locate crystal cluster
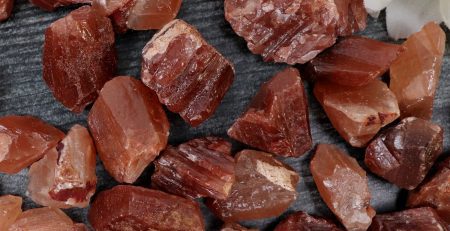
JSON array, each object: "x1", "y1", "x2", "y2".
[
  {"x1": 0, "y1": 0, "x2": 13, "y2": 21},
  {"x1": 0, "y1": 195, "x2": 22, "y2": 231},
  {"x1": 29, "y1": 0, "x2": 91, "y2": 11},
  {"x1": 274, "y1": 211, "x2": 343, "y2": 231}
]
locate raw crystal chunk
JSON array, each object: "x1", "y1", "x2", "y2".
[
  {"x1": 334, "y1": 0, "x2": 367, "y2": 36},
  {"x1": 365, "y1": 117, "x2": 443, "y2": 190},
  {"x1": 228, "y1": 68, "x2": 312, "y2": 157},
  {"x1": 88, "y1": 185, "x2": 204, "y2": 231},
  {"x1": 43, "y1": 6, "x2": 116, "y2": 113},
  {"x1": 274, "y1": 211, "x2": 343, "y2": 231},
  {"x1": 308, "y1": 36, "x2": 402, "y2": 87},
  {"x1": 0, "y1": 0, "x2": 13, "y2": 22},
  {"x1": 390, "y1": 22, "x2": 446, "y2": 120},
  {"x1": 29, "y1": 0, "x2": 90, "y2": 11},
  {"x1": 152, "y1": 137, "x2": 235, "y2": 200},
  {"x1": 311, "y1": 144, "x2": 375, "y2": 231},
  {"x1": 368, "y1": 207, "x2": 447, "y2": 231},
  {"x1": 88, "y1": 76, "x2": 169, "y2": 183},
  {"x1": 221, "y1": 223, "x2": 257, "y2": 231},
  {"x1": 0, "y1": 115, "x2": 64, "y2": 174},
  {"x1": 207, "y1": 150, "x2": 299, "y2": 222},
  {"x1": 28, "y1": 125, "x2": 97, "y2": 208},
  {"x1": 0, "y1": 195, "x2": 22, "y2": 231},
  {"x1": 314, "y1": 79, "x2": 400, "y2": 147},
  {"x1": 141, "y1": 19, "x2": 235, "y2": 126}
]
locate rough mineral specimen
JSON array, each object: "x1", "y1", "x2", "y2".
[
  {"x1": 308, "y1": 36, "x2": 402, "y2": 87},
  {"x1": 88, "y1": 76, "x2": 169, "y2": 183},
  {"x1": 88, "y1": 185, "x2": 204, "y2": 231},
  {"x1": 0, "y1": 195, "x2": 22, "y2": 231},
  {"x1": 368, "y1": 207, "x2": 448, "y2": 231},
  {"x1": 207, "y1": 150, "x2": 299, "y2": 222},
  {"x1": 28, "y1": 125, "x2": 97, "y2": 208},
  {"x1": 224, "y1": 0, "x2": 366, "y2": 64},
  {"x1": 228, "y1": 67, "x2": 312, "y2": 157},
  {"x1": 274, "y1": 211, "x2": 343, "y2": 231},
  {"x1": 43, "y1": 6, "x2": 116, "y2": 113},
  {"x1": 221, "y1": 223, "x2": 257, "y2": 231},
  {"x1": 390, "y1": 22, "x2": 446, "y2": 120},
  {"x1": 29, "y1": 0, "x2": 91, "y2": 11},
  {"x1": 0, "y1": 0, "x2": 13, "y2": 22},
  {"x1": 365, "y1": 117, "x2": 443, "y2": 190},
  {"x1": 141, "y1": 19, "x2": 235, "y2": 126},
  {"x1": 314, "y1": 79, "x2": 400, "y2": 147},
  {"x1": 311, "y1": 144, "x2": 375, "y2": 231},
  {"x1": 152, "y1": 137, "x2": 235, "y2": 200},
  {"x1": 0, "y1": 115, "x2": 65, "y2": 174}
]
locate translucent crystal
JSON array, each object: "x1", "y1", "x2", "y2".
[
  {"x1": 274, "y1": 211, "x2": 343, "y2": 231},
  {"x1": 0, "y1": 195, "x2": 22, "y2": 231},
  {"x1": 0, "y1": 0, "x2": 13, "y2": 21}
]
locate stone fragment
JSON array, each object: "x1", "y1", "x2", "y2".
[
  {"x1": 0, "y1": 115, "x2": 65, "y2": 174},
  {"x1": 0, "y1": 0, "x2": 13, "y2": 22},
  {"x1": 141, "y1": 19, "x2": 235, "y2": 126},
  {"x1": 88, "y1": 185, "x2": 204, "y2": 231},
  {"x1": 0, "y1": 195, "x2": 22, "y2": 231},
  {"x1": 314, "y1": 79, "x2": 400, "y2": 147},
  {"x1": 365, "y1": 117, "x2": 443, "y2": 190},
  {"x1": 88, "y1": 76, "x2": 169, "y2": 183},
  {"x1": 43, "y1": 6, "x2": 116, "y2": 113},
  {"x1": 28, "y1": 125, "x2": 97, "y2": 208},
  {"x1": 308, "y1": 36, "x2": 402, "y2": 87},
  {"x1": 311, "y1": 144, "x2": 375, "y2": 231},
  {"x1": 228, "y1": 68, "x2": 311, "y2": 157},
  {"x1": 368, "y1": 207, "x2": 448, "y2": 231},
  {"x1": 207, "y1": 150, "x2": 299, "y2": 222},
  {"x1": 390, "y1": 22, "x2": 446, "y2": 120},
  {"x1": 221, "y1": 223, "x2": 257, "y2": 231},
  {"x1": 152, "y1": 137, "x2": 235, "y2": 200},
  {"x1": 334, "y1": 0, "x2": 367, "y2": 36},
  {"x1": 274, "y1": 211, "x2": 343, "y2": 231},
  {"x1": 29, "y1": 0, "x2": 90, "y2": 11}
]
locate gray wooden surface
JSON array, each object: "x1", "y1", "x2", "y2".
[{"x1": 0, "y1": 1, "x2": 449, "y2": 230}]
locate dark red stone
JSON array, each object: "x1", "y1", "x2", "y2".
[
  {"x1": 0, "y1": 0, "x2": 13, "y2": 21},
  {"x1": 334, "y1": 0, "x2": 367, "y2": 36},
  {"x1": 29, "y1": 0, "x2": 90, "y2": 11},
  {"x1": 274, "y1": 211, "x2": 343, "y2": 231},
  {"x1": 221, "y1": 223, "x2": 257, "y2": 231}
]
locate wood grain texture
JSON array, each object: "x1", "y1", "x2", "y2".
[{"x1": 0, "y1": 1, "x2": 449, "y2": 230}]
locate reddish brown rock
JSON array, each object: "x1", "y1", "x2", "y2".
[
  {"x1": 30, "y1": 0, "x2": 90, "y2": 11},
  {"x1": 0, "y1": 0, "x2": 13, "y2": 22},
  {"x1": 152, "y1": 137, "x2": 235, "y2": 200},
  {"x1": 43, "y1": 6, "x2": 116, "y2": 113},
  {"x1": 311, "y1": 144, "x2": 375, "y2": 231},
  {"x1": 368, "y1": 207, "x2": 448, "y2": 231},
  {"x1": 314, "y1": 79, "x2": 400, "y2": 147},
  {"x1": 365, "y1": 117, "x2": 443, "y2": 190},
  {"x1": 308, "y1": 36, "x2": 402, "y2": 87},
  {"x1": 334, "y1": 0, "x2": 367, "y2": 36},
  {"x1": 221, "y1": 223, "x2": 257, "y2": 231},
  {"x1": 88, "y1": 76, "x2": 169, "y2": 183},
  {"x1": 228, "y1": 68, "x2": 311, "y2": 157},
  {"x1": 88, "y1": 185, "x2": 204, "y2": 231},
  {"x1": 0, "y1": 115, "x2": 65, "y2": 174},
  {"x1": 274, "y1": 211, "x2": 343, "y2": 231},
  {"x1": 207, "y1": 150, "x2": 299, "y2": 222},
  {"x1": 0, "y1": 195, "x2": 22, "y2": 230},
  {"x1": 141, "y1": 19, "x2": 235, "y2": 126},
  {"x1": 28, "y1": 125, "x2": 97, "y2": 208},
  {"x1": 390, "y1": 22, "x2": 446, "y2": 120}
]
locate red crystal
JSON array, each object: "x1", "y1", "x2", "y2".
[
  {"x1": 221, "y1": 223, "x2": 257, "y2": 231},
  {"x1": 0, "y1": 195, "x2": 22, "y2": 230},
  {"x1": 274, "y1": 211, "x2": 343, "y2": 231},
  {"x1": 141, "y1": 19, "x2": 235, "y2": 126},
  {"x1": 29, "y1": 0, "x2": 91, "y2": 11},
  {"x1": 228, "y1": 67, "x2": 312, "y2": 157},
  {"x1": 0, "y1": 0, "x2": 13, "y2": 22},
  {"x1": 334, "y1": 0, "x2": 367, "y2": 36},
  {"x1": 0, "y1": 115, "x2": 64, "y2": 174},
  {"x1": 43, "y1": 6, "x2": 116, "y2": 113}
]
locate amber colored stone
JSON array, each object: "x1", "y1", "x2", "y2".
[
  {"x1": 390, "y1": 22, "x2": 446, "y2": 120},
  {"x1": 365, "y1": 117, "x2": 443, "y2": 190},
  {"x1": 0, "y1": 115, "x2": 65, "y2": 174},
  {"x1": 92, "y1": 0, "x2": 136, "y2": 33},
  {"x1": 334, "y1": 0, "x2": 367, "y2": 36},
  {"x1": 207, "y1": 150, "x2": 299, "y2": 222},
  {"x1": 0, "y1": 0, "x2": 13, "y2": 22},
  {"x1": 29, "y1": 0, "x2": 90, "y2": 11},
  {"x1": 274, "y1": 211, "x2": 343, "y2": 231},
  {"x1": 28, "y1": 125, "x2": 97, "y2": 208},
  {"x1": 88, "y1": 76, "x2": 169, "y2": 183},
  {"x1": 228, "y1": 68, "x2": 311, "y2": 157},
  {"x1": 0, "y1": 195, "x2": 22, "y2": 230},
  {"x1": 43, "y1": 6, "x2": 116, "y2": 113},
  {"x1": 152, "y1": 137, "x2": 235, "y2": 200},
  {"x1": 311, "y1": 144, "x2": 375, "y2": 231},
  {"x1": 314, "y1": 79, "x2": 400, "y2": 147},
  {"x1": 141, "y1": 19, "x2": 235, "y2": 126},
  {"x1": 368, "y1": 207, "x2": 447, "y2": 231},
  {"x1": 221, "y1": 223, "x2": 258, "y2": 231},
  {"x1": 308, "y1": 36, "x2": 402, "y2": 87},
  {"x1": 88, "y1": 185, "x2": 204, "y2": 231}
]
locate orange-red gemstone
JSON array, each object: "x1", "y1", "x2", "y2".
[
  {"x1": 274, "y1": 211, "x2": 343, "y2": 231},
  {"x1": 29, "y1": 0, "x2": 91, "y2": 11},
  {"x1": 0, "y1": 0, "x2": 13, "y2": 21},
  {"x1": 0, "y1": 195, "x2": 22, "y2": 230}
]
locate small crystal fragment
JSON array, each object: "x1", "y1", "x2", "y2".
[
  {"x1": 221, "y1": 223, "x2": 257, "y2": 231},
  {"x1": 141, "y1": 19, "x2": 235, "y2": 126},
  {"x1": 368, "y1": 207, "x2": 447, "y2": 231},
  {"x1": 314, "y1": 79, "x2": 400, "y2": 147},
  {"x1": 152, "y1": 137, "x2": 235, "y2": 200},
  {"x1": 88, "y1": 76, "x2": 169, "y2": 183},
  {"x1": 0, "y1": 195, "x2": 22, "y2": 231},
  {"x1": 88, "y1": 185, "x2": 204, "y2": 231},
  {"x1": 28, "y1": 125, "x2": 97, "y2": 208},
  {"x1": 334, "y1": 0, "x2": 367, "y2": 36},
  {"x1": 308, "y1": 36, "x2": 402, "y2": 87},
  {"x1": 207, "y1": 150, "x2": 299, "y2": 222},
  {"x1": 274, "y1": 211, "x2": 343, "y2": 231},
  {"x1": 0, "y1": 115, "x2": 65, "y2": 174},
  {"x1": 390, "y1": 22, "x2": 446, "y2": 120},
  {"x1": 365, "y1": 117, "x2": 443, "y2": 190},
  {"x1": 311, "y1": 144, "x2": 375, "y2": 231},
  {"x1": 0, "y1": 0, "x2": 13, "y2": 22},
  {"x1": 29, "y1": 0, "x2": 91, "y2": 11},
  {"x1": 43, "y1": 6, "x2": 117, "y2": 113},
  {"x1": 228, "y1": 68, "x2": 312, "y2": 157}
]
